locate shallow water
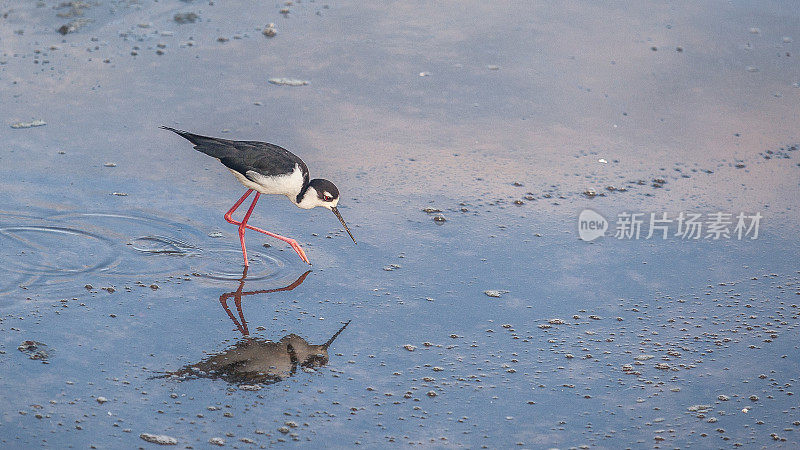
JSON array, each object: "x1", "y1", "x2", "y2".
[{"x1": 1, "y1": 0, "x2": 799, "y2": 448}]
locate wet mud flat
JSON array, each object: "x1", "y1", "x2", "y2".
[{"x1": 1, "y1": 0, "x2": 800, "y2": 448}]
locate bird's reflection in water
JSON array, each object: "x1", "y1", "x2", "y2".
[
  {"x1": 159, "y1": 267, "x2": 350, "y2": 385},
  {"x1": 220, "y1": 267, "x2": 312, "y2": 336}
]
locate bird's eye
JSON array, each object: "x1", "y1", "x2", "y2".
[{"x1": 324, "y1": 195, "x2": 333, "y2": 202}]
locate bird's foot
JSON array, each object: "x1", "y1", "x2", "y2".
[{"x1": 287, "y1": 239, "x2": 311, "y2": 265}]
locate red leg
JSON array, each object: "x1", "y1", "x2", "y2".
[
  {"x1": 236, "y1": 193, "x2": 261, "y2": 266},
  {"x1": 223, "y1": 190, "x2": 311, "y2": 265},
  {"x1": 240, "y1": 222, "x2": 310, "y2": 265},
  {"x1": 224, "y1": 189, "x2": 254, "y2": 225}
]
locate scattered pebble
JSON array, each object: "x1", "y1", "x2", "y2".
[
  {"x1": 18, "y1": 341, "x2": 50, "y2": 361},
  {"x1": 174, "y1": 13, "x2": 199, "y2": 24},
  {"x1": 262, "y1": 23, "x2": 277, "y2": 37},
  {"x1": 10, "y1": 120, "x2": 46, "y2": 129},
  {"x1": 688, "y1": 405, "x2": 712, "y2": 412},
  {"x1": 139, "y1": 433, "x2": 178, "y2": 445},
  {"x1": 57, "y1": 19, "x2": 90, "y2": 35},
  {"x1": 484, "y1": 290, "x2": 509, "y2": 298},
  {"x1": 268, "y1": 78, "x2": 309, "y2": 86}
]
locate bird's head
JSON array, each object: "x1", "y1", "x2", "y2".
[
  {"x1": 301, "y1": 179, "x2": 356, "y2": 244},
  {"x1": 302, "y1": 179, "x2": 340, "y2": 209}
]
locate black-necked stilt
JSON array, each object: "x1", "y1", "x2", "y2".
[{"x1": 162, "y1": 126, "x2": 356, "y2": 266}]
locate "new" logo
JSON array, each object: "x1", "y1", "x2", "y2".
[{"x1": 578, "y1": 209, "x2": 607, "y2": 241}]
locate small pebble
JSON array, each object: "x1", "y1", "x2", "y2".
[
  {"x1": 268, "y1": 78, "x2": 309, "y2": 86},
  {"x1": 262, "y1": 23, "x2": 277, "y2": 37},
  {"x1": 10, "y1": 120, "x2": 46, "y2": 129},
  {"x1": 484, "y1": 290, "x2": 508, "y2": 298},
  {"x1": 139, "y1": 433, "x2": 178, "y2": 445}
]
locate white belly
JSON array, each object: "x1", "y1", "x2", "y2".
[{"x1": 228, "y1": 164, "x2": 304, "y2": 200}]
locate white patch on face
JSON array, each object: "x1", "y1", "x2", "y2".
[{"x1": 295, "y1": 187, "x2": 340, "y2": 209}]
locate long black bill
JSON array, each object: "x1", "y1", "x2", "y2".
[{"x1": 331, "y1": 207, "x2": 356, "y2": 244}]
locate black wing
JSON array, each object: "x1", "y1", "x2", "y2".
[{"x1": 162, "y1": 126, "x2": 309, "y2": 182}]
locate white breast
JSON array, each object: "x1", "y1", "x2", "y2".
[{"x1": 228, "y1": 164, "x2": 305, "y2": 199}]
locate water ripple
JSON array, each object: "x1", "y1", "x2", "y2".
[
  {"x1": 0, "y1": 211, "x2": 294, "y2": 294},
  {"x1": 0, "y1": 225, "x2": 118, "y2": 275},
  {"x1": 130, "y1": 235, "x2": 201, "y2": 256}
]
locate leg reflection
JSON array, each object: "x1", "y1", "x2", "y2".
[{"x1": 218, "y1": 266, "x2": 312, "y2": 336}]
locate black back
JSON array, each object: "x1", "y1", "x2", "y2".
[{"x1": 162, "y1": 127, "x2": 310, "y2": 189}]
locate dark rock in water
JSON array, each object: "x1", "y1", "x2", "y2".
[
  {"x1": 18, "y1": 341, "x2": 51, "y2": 361},
  {"x1": 174, "y1": 13, "x2": 199, "y2": 24},
  {"x1": 57, "y1": 19, "x2": 90, "y2": 35}
]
